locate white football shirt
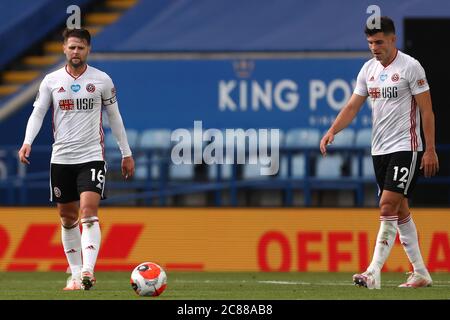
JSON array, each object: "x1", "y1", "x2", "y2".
[
  {"x1": 354, "y1": 50, "x2": 429, "y2": 155},
  {"x1": 33, "y1": 65, "x2": 119, "y2": 164}
]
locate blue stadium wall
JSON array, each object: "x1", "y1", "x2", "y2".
[
  {"x1": 3, "y1": 56, "x2": 372, "y2": 142},
  {"x1": 93, "y1": 57, "x2": 370, "y2": 132}
]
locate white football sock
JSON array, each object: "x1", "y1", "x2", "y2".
[
  {"x1": 61, "y1": 221, "x2": 82, "y2": 278},
  {"x1": 367, "y1": 216, "x2": 398, "y2": 274},
  {"x1": 81, "y1": 216, "x2": 101, "y2": 274},
  {"x1": 398, "y1": 214, "x2": 429, "y2": 277}
]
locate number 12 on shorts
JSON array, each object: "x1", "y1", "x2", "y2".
[{"x1": 393, "y1": 166, "x2": 409, "y2": 182}]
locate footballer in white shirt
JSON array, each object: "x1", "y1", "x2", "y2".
[
  {"x1": 18, "y1": 28, "x2": 135, "y2": 291},
  {"x1": 320, "y1": 17, "x2": 439, "y2": 289}
]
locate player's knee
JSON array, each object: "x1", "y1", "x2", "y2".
[
  {"x1": 379, "y1": 201, "x2": 398, "y2": 217},
  {"x1": 80, "y1": 205, "x2": 98, "y2": 219},
  {"x1": 60, "y1": 215, "x2": 78, "y2": 228},
  {"x1": 59, "y1": 209, "x2": 78, "y2": 227}
]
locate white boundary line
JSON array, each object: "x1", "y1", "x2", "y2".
[{"x1": 171, "y1": 279, "x2": 450, "y2": 287}]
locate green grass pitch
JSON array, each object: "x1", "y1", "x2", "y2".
[{"x1": 0, "y1": 272, "x2": 449, "y2": 300}]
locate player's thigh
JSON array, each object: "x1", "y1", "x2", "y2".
[
  {"x1": 50, "y1": 163, "x2": 79, "y2": 203},
  {"x1": 372, "y1": 154, "x2": 389, "y2": 195}
]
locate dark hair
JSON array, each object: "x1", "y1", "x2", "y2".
[
  {"x1": 364, "y1": 16, "x2": 396, "y2": 36},
  {"x1": 63, "y1": 28, "x2": 91, "y2": 45}
]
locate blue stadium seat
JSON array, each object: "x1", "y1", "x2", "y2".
[
  {"x1": 264, "y1": 128, "x2": 284, "y2": 148},
  {"x1": 279, "y1": 154, "x2": 306, "y2": 178},
  {"x1": 138, "y1": 129, "x2": 172, "y2": 149},
  {"x1": 135, "y1": 129, "x2": 172, "y2": 180},
  {"x1": 351, "y1": 155, "x2": 375, "y2": 178},
  {"x1": 355, "y1": 128, "x2": 372, "y2": 147},
  {"x1": 208, "y1": 154, "x2": 234, "y2": 181},
  {"x1": 169, "y1": 163, "x2": 195, "y2": 180},
  {"x1": 104, "y1": 130, "x2": 116, "y2": 149},
  {"x1": 316, "y1": 154, "x2": 344, "y2": 179},
  {"x1": 327, "y1": 128, "x2": 355, "y2": 147},
  {"x1": 242, "y1": 163, "x2": 264, "y2": 180},
  {"x1": 362, "y1": 156, "x2": 375, "y2": 177},
  {"x1": 208, "y1": 128, "x2": 282, "y2": 181},
  {"x1": 126, "y1": 129, "x2": 139, "y2": 150},
  {"x1": 280, "y1": 128, "x2": 319, "y2": 180},
  {"x1": 169, "y1": 128, "x2": 195, "y2": 180},
  {"x1": 134, "y1": 155, "x2": 147, "y2": 180},
  {"x1": 134, "y1": 154, "x2": 166, "y2": 180},
  {"x1": 242, "y1": 127, "x2": 283, "y2": 180},
  {"x1": 242, "y1": 146, "x2": 282, "y2": 179},
  {"x1": 285, "y1": 128, "x2": 320, "y2": 148},
  {"x1": 351, "y1": 128, "x2": 373, "y2": 178},
  {"x1": 243, "y1": 159, "x2": 271, "y2": 180}
]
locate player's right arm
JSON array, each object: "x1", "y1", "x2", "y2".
[
  {"x1": 18, "y1": 77, "x2": 51, "y2": 164},
  {"x1": 320, "y1": 93, "x2": 366, "y2": 156}
]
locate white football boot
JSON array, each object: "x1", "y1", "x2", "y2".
[
  {"x1": 63, "y1": 276, "x2": 82, "y2": 291},
  {"x1": 81, "y1": 271, "x2": 96, "y2": 290},
  {"x1": 353, "y1": 270, "x2": 381, "y2": 289},
  {"x1": 398, "y1": 272, "x2": 432, "y2": 288}
]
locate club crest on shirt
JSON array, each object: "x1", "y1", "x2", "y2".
[
  {"x1": 391, "y1": 73, "x2": 399, "y2": 82},
  {"x1": 71, "y1": 84, "x2": 81, "y2": 92},
  {"x1": 86, "y1": 83, "x2": 96, "y2": 93},
  {"x1": 417, "y1": 79, "x2": 427, "y2": 87}
]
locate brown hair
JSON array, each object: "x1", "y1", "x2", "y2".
[{"x1": 62, "y1": 28, "x2": 91, "y2": 45}]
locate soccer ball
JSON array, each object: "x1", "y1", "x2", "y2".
[{"x1": 130, "y1": 262, "x2": 167, "y2": 297}]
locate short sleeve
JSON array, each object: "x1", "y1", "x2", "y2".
[
  {"x1": 32, "y1": 76, "x2": 51, "y2": 111},
  {"x1": 408, "y1": 60, "x2": 430, "y2": 95},
  {"x1": 102, "y1": 75, "x2": 118, "y2": 107},
  {"x1": 353, "y1": 65, "x2": 368, "y2": 97}
]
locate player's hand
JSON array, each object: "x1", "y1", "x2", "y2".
[
  {"x1": 320, "y1": 131, "x2": 335, "y2": 156},
  {"x1": 420, "y1": 149, "x2": 439, "y2": 178},
  {"x1": 18, "y1": 144, "x2": 31, "y2": 165},
  {"x1": 122, "y1": 156, "x2": 135, "y2": 179}
]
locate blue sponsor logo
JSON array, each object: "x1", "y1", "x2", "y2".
[
  {"x1": 71, "y1": 84, "x2": 81, "y2": 92},
  {"x1": 380, "y1": 73, "x2": 387, "y2": 81}
]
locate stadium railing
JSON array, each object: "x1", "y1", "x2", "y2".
[{"x1": 1, "y1": 143, "x2": 450, "y2": 206}]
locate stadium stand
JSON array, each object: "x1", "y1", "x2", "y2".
[
  {"x1": 0, "y1": 1, "x2": 91, "y2": 70},
  {"x1": 93, "y1": 0, "x2": 450, "y2": 52},
  {"x1": 352, "y1": 128, "x2": 374, "y2": 178},
  {"x1": 0, "y1": 0, "x2": 136, "y2": 101},
  {"x1": 135, "y1": 129, "x2": 172, "y2": 180},
  {"x1": 1, "y1": 0, "x2": 450, "y2": 207}
]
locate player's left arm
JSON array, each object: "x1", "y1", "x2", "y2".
[
  {"x1": 414, "y1": 90, "x2": 439, "y2": 177},
  {"x1": 104, "y1": 105, "x2": 135, "y2": 179},
  {"x1": 102, "y1": 76, "x2": 135, "y2": 179}
]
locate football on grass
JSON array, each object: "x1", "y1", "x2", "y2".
[{"x1": 130, "y1": 262, "x2": 167, "y2": 296}]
